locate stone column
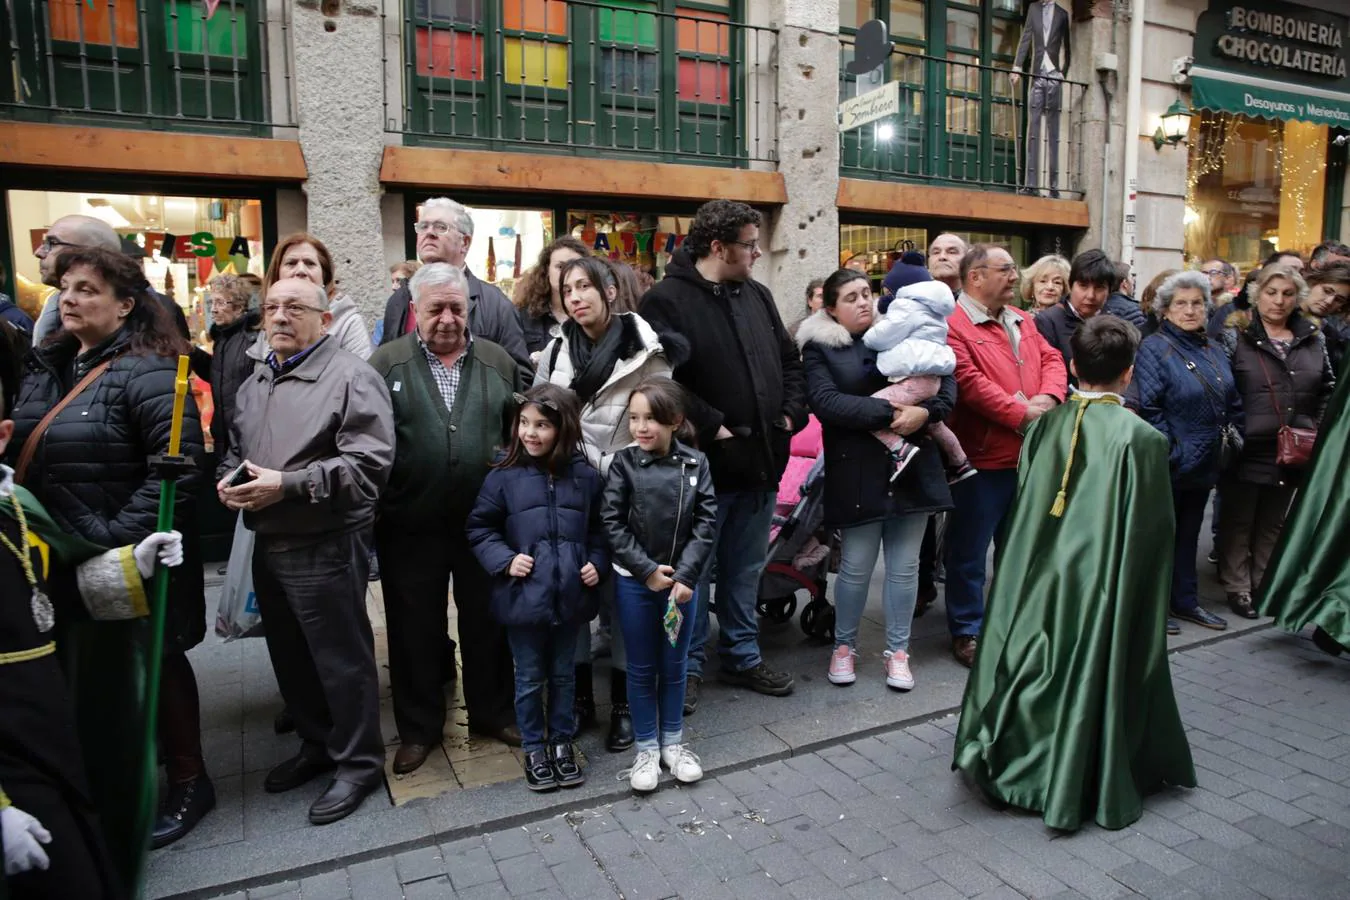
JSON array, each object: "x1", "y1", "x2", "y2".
[
  {"x1": 763, "y1": 0, "x2": 841, "y2": 325},
  {"x1": 290, "y1": 0, "x2": 389, "y2": 322}
]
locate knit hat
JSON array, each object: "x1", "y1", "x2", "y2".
[{"x1": 880, "y1": 251, "x2": 932, "y2": 312}]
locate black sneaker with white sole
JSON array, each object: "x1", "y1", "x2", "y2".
[{"x1": 719, "y1": 661, "x2": 794, "y2": 696}]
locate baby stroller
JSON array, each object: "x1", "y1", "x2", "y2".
[{"x1": 757, "y1": 417, "x2": 839, "y2": 642}]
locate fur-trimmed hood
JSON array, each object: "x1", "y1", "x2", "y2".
[{"x1": 795, "y1": 309, "x2": 857, "y2": 351}]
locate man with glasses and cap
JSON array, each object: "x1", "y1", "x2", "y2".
[{"x1": 369, "y1": 262, "x2": 526, "y2": 776}]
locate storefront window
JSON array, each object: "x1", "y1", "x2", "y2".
[
  {"x1": 838, "y1": 223, "x2": 1028, "y2": 281},
  {"x1": 1184, "y1": 111, "x2": 1331, "y2": 271},
  {"x1": 566, "y1": 210, "x2": 693, "y2": 281},
  {"x1": 7, "y1": 189, "x2": 265, "y2": 338}
]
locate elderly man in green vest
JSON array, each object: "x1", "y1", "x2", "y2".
[{"x1": 370, "y1": 262, "x2": 526, "y2": 776}]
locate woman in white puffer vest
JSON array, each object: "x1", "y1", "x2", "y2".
[{"x1": 534, "y1": 254, "x2": 687, "y2": 757}]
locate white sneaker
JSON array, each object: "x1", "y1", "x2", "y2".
[
  {"x1": 828, "y1": 645, "x2": 857, "y2": 685},
  {"x1": 884, "y1": 649, "x2": 915, "y2": 691},
  {"x1": 624, "y1": 749, "x2": 661, "y2": 792},
  {"x1": 660, "y1": 744, "x2": 703, "y2": 783}
]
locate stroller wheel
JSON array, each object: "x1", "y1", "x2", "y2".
[
  {"x1": 800, "y1": 600, "x2": 833, "y2": 642},
  {"x1": 819, "y1": 606, "x2": 836, "y2": 643}
]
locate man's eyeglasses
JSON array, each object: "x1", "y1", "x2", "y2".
[
  {"x1": 1201, "y1": 268, "x2": 1227, "y2": 277},
  {"x1": 37, "y1": 235, "x2": 77, "y2": 253},
  {"x1": 726, "y1": 239, "x2": 760, "y2": 253},
  {"x1": 974, "y1": 264, "x2": 1018, "y2": 275},
  {"x1": 413, "y1": 221, "x2": 456, "y2": 236},
  {"x1": 262, "y1": 302, "x2": 324, "y2": 318}
]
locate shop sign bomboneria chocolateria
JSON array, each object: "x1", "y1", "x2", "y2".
[{"x1": 1196, "y1": 0, "x2": 1349, "y2": 87}]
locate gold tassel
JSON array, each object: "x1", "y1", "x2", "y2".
[{"x1": 1049, "y1": 398, "x2": 1092, "y2": 519}]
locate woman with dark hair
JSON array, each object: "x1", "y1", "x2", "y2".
[
  {"x1": 5, "y1": 247, "x2": 212, "y2": 849},
  {"x1": 1218, "y1": 263, "x2": 1335, "y2": 619},
  {"x1": 263, "y1": 232, "x2": 371, "y2": 360},
  {"x1": 513, "y1": 236, "x2": 591, "y2": 358},
  {"x1": 796, "y1": 268, "x2": 954, "y2": 691},
  {"x1": 534, "y1": 254, "x2": 684, "y2": 752}
]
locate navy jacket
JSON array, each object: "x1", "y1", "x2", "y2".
[
  {"x1": 1127, "y1": 321, "x2": 1243, "y2": 488},
  {"x1": 796, "y1": 311, "x2": 955, "y2": 529},
  {"x1": 466, "y1": 453, "x2": 609, "y2": 627},
  {"x1": 1036, "y1": 295, "x2": 1148, "y2": 375}
]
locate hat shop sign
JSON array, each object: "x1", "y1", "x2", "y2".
[{"x1": 839, "y1": 19, "x2": 900, "y2": 132}]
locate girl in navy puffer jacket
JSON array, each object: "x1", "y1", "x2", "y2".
[{"x1": 467, "y1": 384, "x2": 609, "y2": 792}]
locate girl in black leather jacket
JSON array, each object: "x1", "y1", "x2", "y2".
[{"x1": 601, "y1": 378, "x2": 716, "y2": 793}]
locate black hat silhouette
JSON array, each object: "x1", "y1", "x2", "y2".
[{"x1": 848, "y1": 19, "x2": 893, "y2": 75}]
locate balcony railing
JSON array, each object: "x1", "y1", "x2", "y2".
[
  {"x1": 839, "y1": 50, "x2": 1088, "y2": 198},
  {"x1": 1, "y1": 0, "x2": 295, "y2": 133},
  {"x1": 388, "y1": 0, "x2": 777, "y2": 165}
]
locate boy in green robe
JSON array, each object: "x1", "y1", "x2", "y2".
[
  {"x1": 952, "y1": 316, "x2": 1197, "y2": 832},
  {"x1": 0, "y1": 327, "x2": 182, "y2": 899}
]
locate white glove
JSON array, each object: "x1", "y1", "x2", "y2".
[
  {"x1": 133, "y1": 531, "x2": 184, "y2": 579},
  {"x1": 2, "y1": 805, "x2": 52, "y2": 875}
]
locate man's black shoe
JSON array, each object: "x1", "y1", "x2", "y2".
[
  {"x1": 550, "y1": 742, "x2": 585, "y2": 788},
  {"x1": 308, "y1": 779, "x2": 376, "y2": 825},
  {"x1": 719, "y1": 662, "x2": 794, "y2": 696},
  {"x1": 1312, "y1": 627, "x2": 1345, "y2": 657},
  {"x1": 1172, "y1": 607, "x2": 1228, "y2": 630},
  {"x1": 683, "y1": 675, "x2": 700, "y2": 715},
  {"x1": 1227, "y1": 592, "x2": 1258, "y2": 619},
  {"x1": 606, "y1": 704, "x2": 635, "y2": 752},
  {"x1": 273, "y1": 706, "x2": 295, "y2": 735},
  {"x1": 264, "y1": 751, "x2": 336, "y2": 793},
  {"x1": 151, "y1": 774, "x2": 216, "y2": 849},
  {"x1": 524, "y1": 749, "x2": 558, "y2": 791}
]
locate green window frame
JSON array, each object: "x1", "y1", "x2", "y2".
[
  {"x1": 1, "y1": 0, "x2": 269, "y2": 133},
  {"x1": 405, "y1": 0, "x2": 753, "y2": 164},
  {"x1": 839, "y1": 0, "x2": 1023, "y2": 189}
]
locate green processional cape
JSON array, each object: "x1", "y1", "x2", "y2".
[
  {"x1": 952, "y1": 395, "x2": 1197, "y2": 831},
  {"x1": 1258, "y1": 371, "x2": 1350, "y2": 643},
  {"x1": 3, "y1": 485, "x2": 156, "y2": 898}
]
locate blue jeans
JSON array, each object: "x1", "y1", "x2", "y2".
[
  {"x1": 690, "y1": 490, "x2": 775, "y2": 678},
  {"x1": 943, "y1": 468, "x2": 1019, "y2": 638},
  {"x1": 505, "y1": 623, "x2": 581, "y2": 754},
  {"x1": 834, "y1": 514, "x2": 930, "y2": 653},
  {"x1": 614, "y1": 575, "x2": 694, "y2": 752},
  {"x1": 1171, "y1": 486, "x2": 1210, "y2": 615}
]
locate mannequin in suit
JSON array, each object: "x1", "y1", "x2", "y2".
[{"x1": 1012, "y1": 0, "x2": 1070, "y2": 196}]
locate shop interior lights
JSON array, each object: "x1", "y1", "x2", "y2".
[{"x1": 1153, "y1": 97, "x2": 1193, "y2": 151}]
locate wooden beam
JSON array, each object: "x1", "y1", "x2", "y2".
[
  {"x1": 0, "y1": 122, "x2": 307, "y2": 182},
  {"x1": 837, "y1": 177, "x2": 1090, "y2": 229},
  {"x1": 380, "y1": 146, "x2": 788, "y2": 205}
]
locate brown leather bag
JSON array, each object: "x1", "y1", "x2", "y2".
[
  {"x1": 14, "y1": 361, "x2": 113, "y2": 483},
  {"x1": 1253, "y1": 350, "x2": 1317, "y2": 469}
]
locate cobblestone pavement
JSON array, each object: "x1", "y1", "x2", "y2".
[{"x1": 208, "y1": 626, "x2": 1350, "y2": 900}]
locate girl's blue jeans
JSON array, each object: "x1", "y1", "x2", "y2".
[
  {"x1": 614, "y1": 575, "x2": 694, "y2": 752},
  {"x1": 833, "y1": 513, "x2": 929, "y2": 653},
  {"x1": 505, "y1": 623, "x2": 581, "y2": 754}
]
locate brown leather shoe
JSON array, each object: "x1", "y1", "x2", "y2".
[
  {"x1": 952, "y1": 636, "x2": 978, "y2": 668},
  {"x1": 392, "y1": 742, "x2": 433, "y2": 775},
  {"x1": 1227, "y1": 592, "x2": 1258, "y2": 620},
  {"x1": 470, "y1": 723, "x2": 523, "y2": 748}
]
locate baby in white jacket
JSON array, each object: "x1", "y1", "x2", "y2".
[{"x1": 862, "y1": 280, "x2": 973, "y2": 483}]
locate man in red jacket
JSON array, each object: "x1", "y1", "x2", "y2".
[{"x1": 944, "y1": 244, "x2": 1068, "y2": 667}]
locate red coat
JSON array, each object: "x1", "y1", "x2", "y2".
[{"x1": 947, "y1": 299, "x2": 1068, "y2": 470}]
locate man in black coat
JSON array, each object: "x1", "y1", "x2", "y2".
[
  {"x1": 638, "y1": 200, "x2": 808, "y2": 702},
  {"x1": 378, "y1": 197, "x2": 531, "y2": 371},
  {"x1": 1036, "y1": 249, "x2": 1142, "y2": 380}
]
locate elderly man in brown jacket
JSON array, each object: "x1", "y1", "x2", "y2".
[{"x1": 218, "y1": 277, "x2": 394, "y2": 827}]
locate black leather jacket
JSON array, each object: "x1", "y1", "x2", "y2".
[{"x1": 601, "y1": 440, "x2": 717, "y2": 588}]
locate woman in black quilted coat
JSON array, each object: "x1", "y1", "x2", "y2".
[{"x1": 6, "y1": 247, "x2": 213, "y2": 849}]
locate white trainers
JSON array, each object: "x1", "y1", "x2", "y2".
[
  {"x1": 884, "y1": 649, "x2": 915, "y2": 691},
  {"x1": 660, "y1": 744, "x2": 703, "y2": 784},
  {"x1": 624, "y1": 749, "x2": 661, "y2": 792},
  {"x1": 828, "y1": 645, "x2": 857, "y2": 685}
]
